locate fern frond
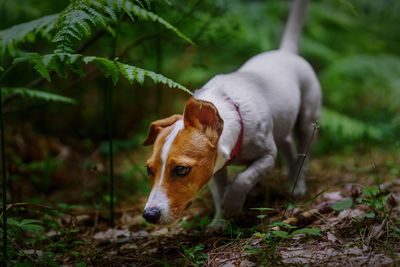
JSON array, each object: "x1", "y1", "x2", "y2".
[
  {"x1": 14, "y1": 52, "x2": 84, "y2": 80},
  {"x1": 112, "y1": 0, "x2": 193, "y2": 44},
  {"x1": 1, "y1": 87, "x2": 77, "y2": 104},
  {"x1": 53, "y1": 1, "x2": 117, "y2": 53},
  {"x1": 14, "y1": 53, "x2": 52, "y2": 81},
  {"x1": 15, "y1": 53, "x2": 192, "y2": 95},
  {"x1": 320, "y1": 108, "x2": 382, "y2": 140},
  {"x1": 83, "y1": 56, "x2": 119, "y2": 84},
  {"x1": 0, "y1": 14, "x2": 58, "y2": 54},
  {"x1": 1, "y1": 0, "x2": 191, "y2": 55},
  {"x1": 83, "y1": 56, "x2": 192, "y2": 94}
]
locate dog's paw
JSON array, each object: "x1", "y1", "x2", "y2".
[
  {"x1": 288, "y1": 178, "x2": 307, "y2": 198},
  {"x1": 205, "y1": 220, "x2": 229, "y2": 235}
]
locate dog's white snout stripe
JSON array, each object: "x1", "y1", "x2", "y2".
[{"x1": 144, "y1": 120, "x2": 184, "y2": 223}]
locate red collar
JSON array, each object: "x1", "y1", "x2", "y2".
[{"x1": 225, "y1": 102, "x2": 244, "y2": 166}]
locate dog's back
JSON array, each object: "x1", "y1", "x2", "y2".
[{"x1": 198, "y1": 0, "x2": 321, "y2": 147}]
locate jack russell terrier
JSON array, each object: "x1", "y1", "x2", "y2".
[{"x1": 142, "y1": 0, "x2": 322, "y2": 230}]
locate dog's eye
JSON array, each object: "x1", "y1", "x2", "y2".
[
  {"x1": 147, "y1": 166, "x2": 154, "y2": 177},
  {"x1": 174, "y1": 166, "x2": 191, "y2": 177}
]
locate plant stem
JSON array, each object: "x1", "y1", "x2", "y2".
[
  {"x1": 155, "y1": 12, "x2": 163, "y2": 118},
  {"x1": 0, "y1": 86, "x2": 7, "y2": 266},
  {"x1": 0, "y1": 65, "x2": 15, "y2": 267},
  {"x1": 106, "y1": 14, "x2": 123, "y2": 228},
  {"x1": 106, "y1": 81, "x2": 114, "y2": 227},
  {"x1": 290, "y1": 121, "x2": 319, "y2": 195}
]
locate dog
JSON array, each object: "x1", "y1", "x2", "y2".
[{"x1": 141, "y1": 0, "x2": 322, "y2": 230}]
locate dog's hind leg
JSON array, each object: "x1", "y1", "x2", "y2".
[
  {"x1": 292, "y1": 79, "x2": 322, "y2": 196},
  {"x1": 282, "y1": 133, "x2": 306, "y2": 196}
]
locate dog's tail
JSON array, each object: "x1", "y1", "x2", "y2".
[{"x1": 279, "y1": 0, "x2": 309, "y2": 54}]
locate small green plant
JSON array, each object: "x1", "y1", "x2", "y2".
[
  {"x1": 180, "y1": 214, "x2": 211, "y2": 231},
  {"x1": 250, "y1": 207, "x2": 274, "y2": 238},
  {"x1": 182, "y1": 244, "x2": 207, "y2": 266},
  {"x1": 251, "y1": 207, "x2": 321, "y2": 240},
  {"x1": 331, "y1": 197, "x2": 354, "y2": 212},
  {"x1": 0, "y1": 203, "x2": 91, "y2": 265}
]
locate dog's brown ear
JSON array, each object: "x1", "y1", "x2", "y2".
[
  {"x1": 143, "y1": 114, "x2": 182, "y2": 146},
  {"x1": 183, "y1": 97, "x2": 223, "y2": 142}
]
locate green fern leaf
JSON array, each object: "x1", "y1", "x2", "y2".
[
  {"x1": 16, "y1": 52, "x2": 191, "y2": 94},
  {"x1": 117, "y1": 62, "x2": 192, "y2": 94},
  {"x1": 53, "y1": 1, "x2": 117, "y2": 53},
  {"x1": 0, "y1": 14, "x2": 58, "y2": 54},
  {"x1": 321, "y1": 108, "x2": 382, "y2": 140},
  {"x1": 115, "y1": 0, "x2": 193, "y2": 44},
  {"x1": 83, "y1": 56, "x2": 192, "y2": 94},
  {"x1": 15, "y1": 52, "x2": 85, "y2": 80},
  {"x1": 83, "y1": 56, "x2": 120, "y2": 85},
  {"x1": 14, "y1": 53, "x2": 52, "y2": 81},
  {"x1": 1, "y1": 87, "x2": 77, "y2": 104}
]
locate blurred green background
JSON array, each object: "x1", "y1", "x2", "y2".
[{"x1": 0, "y1": 0, "x2": 399, "y2": 204}]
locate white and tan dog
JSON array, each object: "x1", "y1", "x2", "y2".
[{"x1": 142, "y1": 0, "x2": 322, "y2": 229}]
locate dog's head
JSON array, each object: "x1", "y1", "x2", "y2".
[{"x1": 142, "y1": 97, "x2": 224, "y2": 224}]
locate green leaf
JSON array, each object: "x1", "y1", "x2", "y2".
[
  {"x1": 330, "y1": 198, "x2": 353, "y2": 211},
  {"x1": 253, "y1": 232, "x2": 267, "y2": 239},
  {"x1": 321, "y1": 108, "x2": 383, "y2": 141},
  {"x1": 117, "y1": 0, "x2": 193, "y2": 44},
  {"x1": 84, "y1": 56, "x2": 192, "y2": 94},
  {"x1": 16, "y1": 53, "x2": 191, "y2": 95},
  {"x1": 250, "y1": 207, "x2": 274, "y2": 212},
  {"x1": 270, "y1": 221, "x2": 294, "y2": 229},
  {"x1": 365, "y1": 212, "x2": 376, "y2": 218},
  {"x1": 14, "y1": 53, "x2": 51, "y2": 81},
  {"x1": 0, "y1": 14, "x2": 58, "y2": 54},
  {"x1": 271, "y1": 230, "x2": 289, "y2": 238},
  {"x1": 84, "y1": 56, "x2": 119, "y2": 85},
  {"x1": 19, "y1": 219, "x2": 45, "y2": 233},
  {"x1": 257, "y1": 214, "x2": 267, "y2": 219},
  {"x1": 291, "y1": 227, "x2": 321, "y2": 236},
  {"x1": 52, "y1": 1, "x2": 118, "y2": 53},
  {"x1": 362, "y1": 186, "x2": 380, "y2": 197},
  {"x1": 2, "y1": 87, "x2": 77, "y2": 104},
  {"x1": 7, "y1": 218, "x2": 45, "y2": 234}
]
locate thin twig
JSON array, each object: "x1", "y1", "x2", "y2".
[
  {"x1": 290, "y1": 121, "x2": 320, "y2": 195},
  {"x1": 1, "y1": 87, "x2": 8, "y2": 265},
  {"x1": 281, "y1": 121, "x2": 319, "y2": 220}
]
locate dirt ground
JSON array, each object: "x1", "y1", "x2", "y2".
[
  {"x1": 68, "y1": 150, "x2": 400, "y2": 266},
  {"x1": 6, "y1": 140, "x2": 400, "y2": 266}
]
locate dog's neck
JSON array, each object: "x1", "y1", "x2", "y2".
[{"x1": 194, "y1": 88, "x2": 243, "y2": 173}]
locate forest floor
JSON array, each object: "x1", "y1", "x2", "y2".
[{"x1": 5, "y1": 138, "x2": 400, "y2": 266}]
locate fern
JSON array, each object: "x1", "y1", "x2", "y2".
[
  {"x1": 0, "y1": 0, "x2": 191, "y2": 55},
  {"x1": 113, "y1": 0, "x2": 193, "y2": 44},
  {"x1": 0, "y1": 14, "x2": 58, "y2": 54},
  {"x1": 14, "y1": 53, "x2": 53, "y2": 81},
  {"x1": 14, "y1": 52, "x2": 86, "y2": 80},
  {"x1": 52, "y1": 0, "x2": 117, "y2": 53},
  {"x1": 320, "y1": 108, "x2": 382, "y2": 140},
  {"x1": 321, "y1": 54, "x2": 400, "y2": 124},
  {"x1": 1, "y1": 87, "x2": 77, "y2": 104},
  {"x1": 15, "y1": 53, "x2": 192, "y2": 95},
  {"x1": 52, "y1": 0, "x2": 192, "y2": 53}
]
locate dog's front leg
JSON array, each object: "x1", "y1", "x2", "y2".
[
  {"x1": 222, "y1": 135, "x2": 277, "y2": 217},
  {"x1": 206, "y1": 167, "x2": 229, "y2": 233}
]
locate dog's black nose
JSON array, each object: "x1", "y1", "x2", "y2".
[{"x1": 143, "y1": 207, "x2": 161, "y2": 224}]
